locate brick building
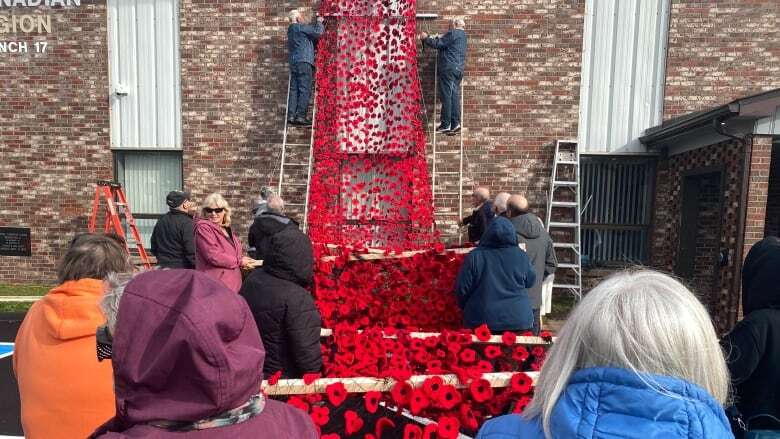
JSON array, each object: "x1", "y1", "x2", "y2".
[{"x1": 1, "y1": 0, "x2": 779, "y2": 330}]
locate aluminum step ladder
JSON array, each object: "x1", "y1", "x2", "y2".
[
  {"x1": 278, "y1": 73, "x2": 317, "y2": 232},
  {"x1": 429, "y1": 55, "x2": 465, "y2": 244},
  {"x1": 546, "y1": 140, "x2": 582, "y2": 300}
]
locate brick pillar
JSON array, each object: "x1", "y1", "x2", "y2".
[{"x1": 743, "y1": 135, "x2": 773, "y2": 256}]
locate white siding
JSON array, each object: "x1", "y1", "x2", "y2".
[
  {"x1": 578, "y1": 0, "x2": 670, "y2": 154},
  {"x1": 108, "y1": 0, "x2": 181, "y2": 149}
]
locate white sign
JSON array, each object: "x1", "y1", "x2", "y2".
[{"x1": 0, "y1": 0, "x2": 82, "y2": 55}]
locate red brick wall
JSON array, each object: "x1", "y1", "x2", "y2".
[
  {"x1": 745, "y1": 136, "x2": 773, "y2": 253},
  {"x1": 178, "y1": 0, "x2": 269, "y2": 231},
  {"x1": 664, "y1": 0, "x2": 780, "y2": 119},
  {"x1": 235, "y1": 0, "x2": 587, "y2": 242},
  {"x1": 2, "y1": 0, "x2": 780, "y2": 285},
  {"x1": 0, "y1": 2, "x2": 111, "y2": 284},
  {"x1": 0, "y1": 0, "x2": 585, "y2": 282}
]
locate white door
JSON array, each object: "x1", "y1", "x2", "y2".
[{"x1": 108, "y1": 0, "x2": 181, "y2": 149}]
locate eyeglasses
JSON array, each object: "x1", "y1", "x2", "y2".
[{"x1": 203, "y1": 207, "x2": 225, "y2": 214}]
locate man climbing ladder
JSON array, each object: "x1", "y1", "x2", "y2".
[
  {"x1": 287, "y1": 8, "x2": 324, "y2": 127},
  {"x1": 420, "y1": 18, "x2": 467, "y2": 135}
]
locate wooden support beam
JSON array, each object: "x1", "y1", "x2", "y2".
[
  {"x1": 263, "y1": 371, "x2": 539, "y2": 395},
  {"x1": 320, "y1": 328, "x2": 554, "y2": 345}
]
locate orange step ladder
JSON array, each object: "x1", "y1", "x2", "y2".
[{"x1": 88, "y1": 179, "x2": 152, "y2": 269}]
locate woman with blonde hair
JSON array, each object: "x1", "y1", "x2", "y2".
[
  {"x1": 195, "y1": 193, "x2": 253, "y2": 292},
  {"x1": 477, "y1": 269, "x2": 734, "y2": 439}
]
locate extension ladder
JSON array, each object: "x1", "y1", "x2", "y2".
[
  {"x1": 88, "y1": 180, "x2": 152, "y2": 269},
  {"x1": 545, "y1": 140, "x2": 582, "y2": 300},
  {"x1": 428, "y1": 54, "x2": 465, "y2": 245},
  {"x1": 278, "y1": 73, "x2": 317, "y2": 232}
]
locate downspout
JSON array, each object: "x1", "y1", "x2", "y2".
[{"x1": 713, "y1": 115, "x2": 749, "y2": 331}]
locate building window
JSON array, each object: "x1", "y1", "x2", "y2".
[
  {"x1": 114, "y1": 150, "x2": 183, "y2": 247},
  {"x1": 581, "y1": 156, "x2": 655, "y2": 266}
]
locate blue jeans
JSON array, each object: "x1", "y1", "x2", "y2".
[
  {"x1": 438, "y1": 68, "x2": 463, "y2": 128},
  {"x1": 288, "y1": 62, "x2": 313, "y2": 120}
]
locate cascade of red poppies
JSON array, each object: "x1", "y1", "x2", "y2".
[
  {"x1": 291, "y1": 3, "x2": 550, "y2": 436},
  {"x1": 307, "y1": 0, "x2": 436, "y2": 252}
]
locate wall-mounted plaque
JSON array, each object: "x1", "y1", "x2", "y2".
[{"x1": 0, "y1": 227, "x2": 32, "y2": 257}]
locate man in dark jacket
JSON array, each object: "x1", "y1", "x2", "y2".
[
  {"x1": 149, "y1": 191, "x2": 196, "y2": 269},
  {"x1": 507, "y1": 195, "x2": 557, "y2": 335},
  {"x1": 462, "y1": 187, "x2": 494, "y2": 243},
  {"x1": 454, "y1": 216, "x2": 536, "y2": 332},
  {"x1": 420, "y1": 18, "x2": 467, "y2": 134},
  {"x1": 287, "y1": 9, "x2": 324, "y2": 127},
  {"x1": 239, "y1": 223, "x2": 321, "y2": 379},
  {"x1": 722, "y1": 236, "x2": 780, "y2": 436}
]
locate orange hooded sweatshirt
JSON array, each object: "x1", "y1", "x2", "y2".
[{"x1": 14, "y1": 278, "x2": 115, "y2": 439}]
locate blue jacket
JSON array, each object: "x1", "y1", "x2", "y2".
[
  {"x1": 455, "y1": 216, "x2": 535, "y2": 331},
  {"x1": 477, "y1": 367, "x2": 734, "y2": 439},
  {"x1": 424, "y1": 28, "x2": 467, "y2": 72},
  {"x1": 287, "y1": 22, "x2": 324, "y2": 66}
]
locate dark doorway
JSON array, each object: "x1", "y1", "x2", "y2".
[{"x1": 675, "y1": 169, "x2": 724, "y2": 312}]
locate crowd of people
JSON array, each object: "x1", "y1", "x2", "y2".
[
  {"x1": 457, "y1": 187, "x2": 558, "y2": 335},
  {"x1": 7, "y1": 7, "x2": 778, "y2": 438},
  {"x1": 10, "y1": 182, "x2": 780, "y2": 437}
]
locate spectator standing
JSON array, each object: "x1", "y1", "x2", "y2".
[
  {"x1": 195, "y1": 193, "x2": 253, "y2": 293},
  {"x1": 150, "y1": 190, "x2": 196, "y2": 269},
  {"x1": 476, "y1": 270, "x2": 733, "y2": 439},
  {"x1": 420, "y1": 18, "x2": 467, "y2": 134},
  {"x1": 462, "y1": 187, "x2": 494, "y2": 243},
  {"x1": 722, "y1": 236, "x2": 780, "y2": 437},
  {"x1": 287, "y1": 8, "x2": 324, "y2": 127},
  {"x1": 251, "y1": 187, "x2": 273, "y2": 219},
  {"x1": 14, "y1": 234, "x2": 132, "y2": 439},
  {"x1": 90, "y1": 270, "x2": 318, "y2": 438},
  {"x1": 507, "y1": 194, "x2": 557, "y2": 335},
  {"x1": 493, "y1": 192, "x2": 510, "y2": 217},
  {"x1": 454, "y1": 216, "x2": 536, "y2": 332},
  {"x1": 248, "y1": 195, "x2": 299, "y2": 261},
  {"x1": 240, "y1": 220, "x2": 322, "y2": 379}
]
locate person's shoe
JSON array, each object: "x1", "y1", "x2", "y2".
[
  {"x1": 295, "y1": 117, "x2": 312, "y2": 127},
  {"x1": 447, "y1": 124, "x2": 461, "y2": 135},
  {"x1": 287, "y1": 118, "x2": 298, "y2": 126},
  {"x1": 435, "y1": 124, "x2": 451, "y2": 133}
]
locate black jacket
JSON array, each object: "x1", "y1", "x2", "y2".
[
  {"x1": 509, "y1": 212, "x2": 557, "y2": 309},
  {"x1": 722, "y1": 236, "x2": 780, "y2": 433},
  {"x1": 239, "y1": 226, "x2": 321, "y2": 379},
  {"x1": 149, "y1": 209, "x2": 195, "y2": 269},
  {"x1": 247, "y1": 211, "x2": 298, "y2": 261},
  {"x1": 463, "y1": 201, "x2": 495, "y2": 243}
]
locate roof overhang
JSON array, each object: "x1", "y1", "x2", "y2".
[{"x1": 640, "y1": 88, "x2": 780, "y2": 154}]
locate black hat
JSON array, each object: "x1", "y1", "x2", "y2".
[{"x1": 166, "y1": 191, "x2": 190, "y2": 209}]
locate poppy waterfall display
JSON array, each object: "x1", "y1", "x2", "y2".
[
  {"x1": 290, "y1": 1, "x2": 550, "y2": 437},
  {"x1": 307, "y1": 0, "x2": 435, "y2": 250}
]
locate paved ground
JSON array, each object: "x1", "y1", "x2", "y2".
[{"x1": 0, "y1": 314, "x2": 22, "y2": 436}]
